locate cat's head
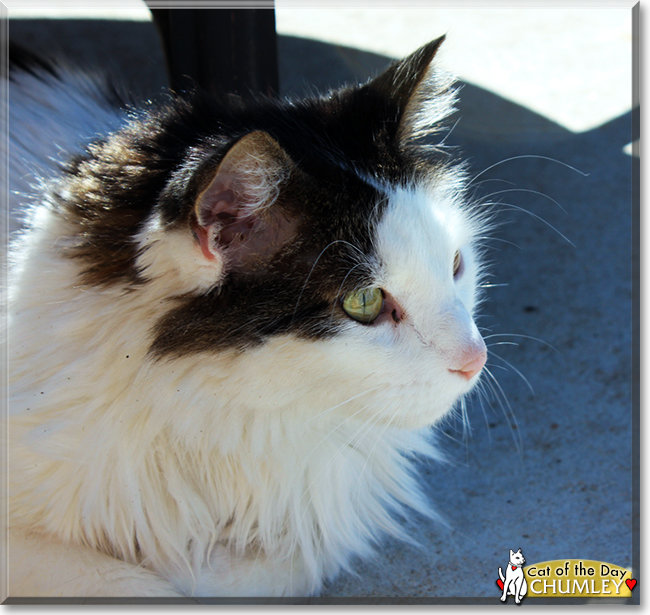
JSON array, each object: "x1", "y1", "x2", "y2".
[
  {"x1": 510, "y1": 549, "x2": 526, "y2": 566},
  {"x1": 64, "y1": 37, "x2": 488, "y2": 430}
]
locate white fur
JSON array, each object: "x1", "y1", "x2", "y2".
[
  {"x1": 7, "y1": 67, "x2": 489, "y2": 598},
  {"x1": 135, "y1": 215, "x2": 226, "y2": 294},
  {"x1": 398, "y1": 65, "x2": 457, "y2": 145}
]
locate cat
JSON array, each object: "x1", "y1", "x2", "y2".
[
  {"x1": 6, "y1": 36, "x2": 489, "y2": 598},
  {"x1": 499, "y1": 549, "x2": 528, "y2": 604}
]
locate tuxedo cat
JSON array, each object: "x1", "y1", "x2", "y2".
[{"x1": 7, "y1": 36, "x2": 489, "y2": 597}]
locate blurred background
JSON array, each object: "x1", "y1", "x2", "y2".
[{"x1": 6, "y1": 0, "x2": 638, "y2": 603}]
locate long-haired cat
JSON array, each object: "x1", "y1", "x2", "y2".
[{"x1": 6, "y1": 36, "x2": 489, "y2": 597}]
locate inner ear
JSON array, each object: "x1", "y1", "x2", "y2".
[{"x1": 192, "y1": 131, "x2": 295, "y2": 266}]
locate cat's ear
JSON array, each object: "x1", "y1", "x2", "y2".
[
  {"x1": 367, "y1": 35, "x2": 456, "y2": 146},
  {"x1": 191, "y1": 131, "x2": 296, "y2": 271}
]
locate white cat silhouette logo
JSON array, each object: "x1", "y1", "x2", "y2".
[{"x1": 497, "y1": 548, "x2": 528, "y2": 604}]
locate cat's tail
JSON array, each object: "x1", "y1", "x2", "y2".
[
  {"x1": 5, "y1": 44, "x2": 129, "y2": 233},
  {"x1": 498, "y1": 567, "x2": 505, "y2": 582}
]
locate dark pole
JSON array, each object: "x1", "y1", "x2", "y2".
[{"x1": 149, "y1": 6, "x2": 279, "y2": 99}]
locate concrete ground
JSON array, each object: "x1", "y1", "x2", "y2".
[{"x1": 7, "y1": 1, "x2": 638, "y2": 604}]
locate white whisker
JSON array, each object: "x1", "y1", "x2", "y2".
[
  {"x1": 495, "y1": 202, "x2": 575, "y2": 246},
  {"x1": 482, "y1": 187, "x2": 568, "y2": 215},
  {"x1": 482, "y1": 368, "x2": 523, "y2": 457},
  {"x1": 469, "y1": 154, "x2": 589, "y2": 186},
  {"x1": 483, "y1": 333, "x2": 558, "y2": 352},
  {"x1": 328, "y1": 262, "x2": 365, "y2": 324},
  {"x1": 291, "y1": 239, "x2": 365, "y2": 323},
  {"x1": 489, "y1": 352, "x2": 535, "y2": 395}
]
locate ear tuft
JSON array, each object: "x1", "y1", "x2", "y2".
[
  {"x1": 367, "y1": 36, "x2": 457, "y2": 146},
  {"x1": 192, "y1": 131, "x2": 295, "y2": 267}
]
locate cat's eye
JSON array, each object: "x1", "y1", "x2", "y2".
[
  {"x1": 342, "y1": 287, "x2": 384, "y2": 324},
  {"x1": 453, "y1": 250, "x2": 462, "y2": 277}
]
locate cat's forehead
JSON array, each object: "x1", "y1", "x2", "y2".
[{"x1": 374, "y1": 176, "x2": 473, "y2": 263}]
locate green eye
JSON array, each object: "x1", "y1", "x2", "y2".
[{"x1": 342, "y1": 287, "x2": 384, "y2": 323}]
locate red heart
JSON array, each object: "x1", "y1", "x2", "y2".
[
  {"x1": 512, "y1": 566, "x2": 517, "y2": 570},
  {"x1": 626, "y1": 579, "x2": 637, "y2": 591},
  {"x1": 496, "y1": 579, "x2": 504, "y2": 591}
]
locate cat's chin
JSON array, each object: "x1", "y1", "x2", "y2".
[{"x1": 365, "y1": 381, "x2": 480, "y2": 431}]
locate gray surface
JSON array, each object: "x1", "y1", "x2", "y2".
[{"x1": 9, "y1": 9, "x2": 637, "y2": 602}]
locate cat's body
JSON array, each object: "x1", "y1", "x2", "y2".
[
  {"x1": 499, "y1": 549, "x2": 528, "y2": 604},
  {"x1": 7, "y1": 39, "x2": 489, "y2": 597}
]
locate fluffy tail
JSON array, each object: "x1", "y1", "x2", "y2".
[
  {"x1": 498, "y1": 567, "x2": 505, "y2": 582},
  {"x1": 6, "y1": 45, "x2": 128, "y2": 232}
]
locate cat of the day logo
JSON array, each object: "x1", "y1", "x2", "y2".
[
  {"x1": 496, "y1": 553, "x2": 636, "y2": 601},
  {"x1": 497, "y1": 548, "x2": 528, "y2": 604}
]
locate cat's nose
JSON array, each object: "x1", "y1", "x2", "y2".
[{"x1": 449, "y1": 350, "x2": 487, "y2": 380}]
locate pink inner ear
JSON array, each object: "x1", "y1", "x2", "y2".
[
  {"x1": 197, "y1": 184, "x2": 237, "y2": 227},
  {"x1": 194, "y1": 180, "x2": 261, "y2": 260},
  {"x1": 192, "y1": 222, "x2": 216, "y2": 261},
  {"x1": 215, "y1": 210, "x2": 257, "y2": 245},
  {"x1": 190, "y1": 131, "x2": 296, "y2": 267}
]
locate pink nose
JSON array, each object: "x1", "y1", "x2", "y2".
[{"x1": 450, "y1": 351, "x2": 487, "y2": 380}]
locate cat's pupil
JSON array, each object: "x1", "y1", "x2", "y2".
[{"x1": 453, "y1": 250, "x2": 462, "y2": 277}]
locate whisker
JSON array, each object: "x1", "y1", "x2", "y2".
[
  {"x1": 486, "y1": 363, "x2": 509, "y2": 373},
  {"x1": 471, "y1": 178, "x2": 516, "y2": 188},
  {"x1": 291, "y1": 239, "x2": 366, "y2": 323},
  {"x1": 476, "y1": 388, "x2": 495, "y2": 446},
  {"x1": 459, "y1": 396, "x2": 471, "y2": 447},
  {"x1": 482, "y1": 367, "x2": 523, "y2": 457},
  {"x1": 495, "y1": 202, "x2": 575, "y2": 246},
  {"x1": 469, "y1": 154, "x2": 589, "y2": 186},
  {"x1": 466, "y1": 382, "x2": 497, "y2": 448},
  {"x1": 437, "y1": 115, "x2": 461, "y2": 147},
  {"x1": 437, "y1": 390, "x2": 479, "y2": 453},
  {"x1": 481, "y1": 188, "x2": 568, "y2": 215},
  {"x1": 329, "y1": 262, "x2": 365, "y2": 323},
  {"x1": 437, "y1": 427, "x2": 467, "y2": 447},
  {"x1": 483, "y1": 333, "x2": 558, "y2": 353},
  {"x1": 489, "y1": 352, "x2": 535, "y2": 396},
  {"x1": 476, "y1": 236, "x2": 522, "y2": 249},
  {"x1": 302, "y1": 385, "x2": 386, "y2": 427}
]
